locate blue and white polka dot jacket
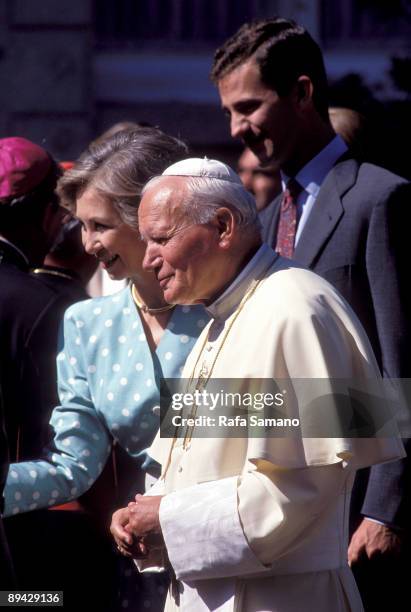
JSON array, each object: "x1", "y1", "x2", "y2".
[{"x1": 4, "y1": 286, "x2": 208, "y2": 516}]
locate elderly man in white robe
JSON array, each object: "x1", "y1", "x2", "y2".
[{"x1": 111, "y1": 158, "x2": 404, "y2": 612}]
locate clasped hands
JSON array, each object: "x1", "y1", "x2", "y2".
[{"x1": 110, "y1": 494, "x2": 164, "y2": 559}]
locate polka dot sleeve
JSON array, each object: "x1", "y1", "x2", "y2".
[{"x1": 3, "y1": 310, "x2": 112, "y2": 517}]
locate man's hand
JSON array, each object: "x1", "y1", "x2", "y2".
[
  {"x1": 110, "y1": 503, "x2": 148, "y2": 558},
  {"x1": 126, "y1": 494, "x2": 163, "y2": 545},
  {"x1": 348, "y1": 518, "x2": 402, "y2": 565}
]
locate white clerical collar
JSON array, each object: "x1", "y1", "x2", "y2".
[
  {"x1": 0, "y1": 236, "x2": 30, "y2": 265},
  {"x1": 281, "y1": 134, "x2": 348, "y2": 196},
  {"x1": 206, "y1": 243, "x2": 276, "y2": 321}
]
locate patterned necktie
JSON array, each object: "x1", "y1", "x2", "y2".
[{"x1": 275, "y1": 178, "x2": 302, "y2": 258}]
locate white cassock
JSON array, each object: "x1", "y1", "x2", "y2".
[{"x1": 138, "y1": 244, "x2": 404, "y2": 612}]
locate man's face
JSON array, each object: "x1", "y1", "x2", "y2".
[
  {"x1": 218, "y1": 60, "x2": 300, "y2": 169},
  {"x1": 139, "y1": 177, "x2": 222, "y2": 305}
]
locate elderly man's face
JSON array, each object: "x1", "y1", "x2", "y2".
[{"x1": 139, "y1": 177, "x2": 221, "y2": 304}]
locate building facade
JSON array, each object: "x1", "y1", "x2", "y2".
[{"x1": 1, "y1": 0, "x2": 410, "y2": 162}]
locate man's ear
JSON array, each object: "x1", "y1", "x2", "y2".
[
  {"x1": 214, "y1": 207, "x2": 236, "y2": 249},
  {"x1": 294, "y1": 75, "x2": 314, "y2": 109}
]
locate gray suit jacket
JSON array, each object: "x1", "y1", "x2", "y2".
[{"x1": 262, "y1": 156, "x2": 411, "y2": 529}]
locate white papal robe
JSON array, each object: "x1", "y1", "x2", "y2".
[{"x1": 138, "y1": 244, "x2": 404, "y2": 612}]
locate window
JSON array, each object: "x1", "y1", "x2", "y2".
[
  {"x1": 95, "y1": 0, "x2": 278, "y2": 49},
  {"x1": 321, "y1": 0, "x2": 411, "y2": 47}
]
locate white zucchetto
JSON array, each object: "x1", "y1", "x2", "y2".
[{"x1": 162, "y1": 157, "x2": 243, "y2": 185}]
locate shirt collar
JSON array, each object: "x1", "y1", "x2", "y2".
[
  {"x1": 281, "y1": 134, "x2": 348, "y2": 197},
  {"x1": 206, "y1": 243, "x2": 276, "y2": 321}
]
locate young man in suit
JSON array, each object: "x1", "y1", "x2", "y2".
[{"x1": 211, "y1": 17, "x2": 411, "y2": 611}]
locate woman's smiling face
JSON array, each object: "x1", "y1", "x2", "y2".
[{"x1": 75, "y1": 186, "x2": 145, "y2": 280}]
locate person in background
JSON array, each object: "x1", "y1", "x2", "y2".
[
  {"x1": 31, "y1": 217, "x2": 98, "y2": 302},
  {"x1": 3, "y1": 127, "x2": 207, "y2": 611},
  {"x1": 0, "y1": 136, "x2": 64, "y2": 462},
  {"x1": 0, "y1": 386, "x2": 15, "y2": 588},
  {"x1": 211, "y1": 18, "x2": 411, "y2": 610},
  {"x1": 237, "y1": 146, "x2": 281, "y2": 212},
  {"x1": 31, "y1": 159, "x2": 97, "y2": 301},
  {"x1": 328, "y1": 107, "x2": 368, "y2": 158},
  {"x1": 0, "y1": 137, "x2": 117, "y2": 610},
  {"x1": 0, "y1": 136, "x2": 101, "y2": 604}
]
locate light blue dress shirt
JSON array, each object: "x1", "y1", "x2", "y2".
[{"x1": 282, "y1": 134, "x2": 348, "y2": 245}]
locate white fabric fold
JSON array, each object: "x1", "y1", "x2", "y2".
[{"x1": 160, "y1": 476, "x2": 266, "y2": 581}]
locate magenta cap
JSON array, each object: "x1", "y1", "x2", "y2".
[{"x1": 0, "y1": 137, "x2": 52, "y2": 199}]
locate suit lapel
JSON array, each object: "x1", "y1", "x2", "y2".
[{"x1": 293, "y1": 158, "x2": 359, "y2": 267}]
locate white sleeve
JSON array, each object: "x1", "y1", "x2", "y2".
[{"x1": 159, "y1": 461, "x2": 351, "y2": 581}]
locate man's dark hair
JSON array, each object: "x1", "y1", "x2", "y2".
[
  {"x1": 211, "y1": 17, "x2": 329, "y2": 121},
  {"x1": 0, "y1": 159, "x2": 62, "y2": 230}
]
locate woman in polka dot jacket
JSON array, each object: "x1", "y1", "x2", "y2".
[
  {"x1": 2, "y1": 127, "x2": 208, "y2": 608},
  {"x1": 5, "y1": 289, "x2": 205, "y2": 514}
]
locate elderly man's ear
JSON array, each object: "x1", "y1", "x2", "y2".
[{"x1": 214, "y1": 207, "x2": 236, "y2": 249}]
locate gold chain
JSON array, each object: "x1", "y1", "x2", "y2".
[
  {"x1": 159, "y1": 256, "x2": 277, "y2": 479},
  {"x1": 131, "y1": 283, "x2": 175, "y2": 314},
  {"x1": 181, "y1": 275, "x2": 264, "y2": 448},
  {"x1": 160, "y1": 274, "x2": 265, "y2": 478},
  {"x1": 188, "y1": 277, "x2": 264, "y2": 389}
]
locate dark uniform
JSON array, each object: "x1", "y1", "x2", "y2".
[
  {"x1": 0, "y1": 240, "x2": 71, "y2": 461},
  {"x1": 30, "y1": 265, "x2": 89, "y2": 307},
  {"x1": 1, "y1": 239, "x2": 117, "y2": 611},
  {"x1": 0, "y1": 383, "x2": 15, "y2": 588}
]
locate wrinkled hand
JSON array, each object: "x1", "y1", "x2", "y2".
[
  {"x1": 125, "y1": 494, "x2": 164, "y2": 548},
  {"x1": 110, "y1": 503, "x2": 148, "y2": 558},
  {"x1": 348, "y1": 518, "x2": 402, "y2": 565}
]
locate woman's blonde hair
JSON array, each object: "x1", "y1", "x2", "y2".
[{"x1": 56, "y1": 126, "x2": 188, "y2": 228}]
